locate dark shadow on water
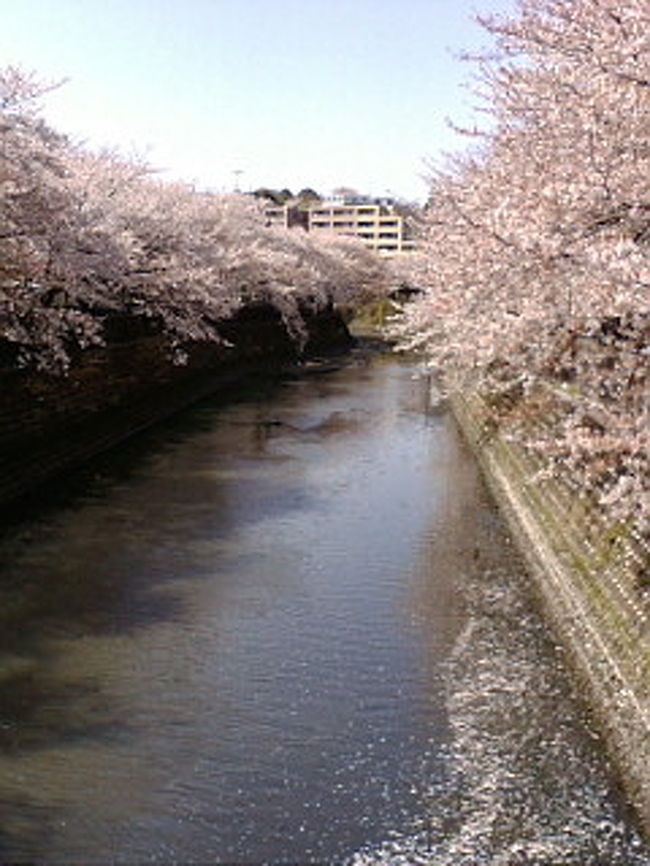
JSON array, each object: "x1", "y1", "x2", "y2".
[
  {"x1": 0, "y1": 342, "x2": 375, "y2": 537},
  {"x1": 0, "y1": 669, "x2": 132, "y2": 756},
  {"x1": 0, "y1": 370, "x2": 290, "y2": 534},
  {"x1": 0, "y1": 361, "x2": 342, "y2": 646},
  {"x1": 0, "y1": 793, "x2": 61, "y2": 863}
]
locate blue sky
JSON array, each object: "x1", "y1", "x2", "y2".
[{"x1": 2, "y1": 0, "x2": 517, "y2": 201}]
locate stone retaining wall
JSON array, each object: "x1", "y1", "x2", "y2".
[
  {"x1": 450, "y1": 388, "x2": 650, "y2": 836},
  {"x1": 0, "y1": 301, "x2": 352, "y2": 510}
]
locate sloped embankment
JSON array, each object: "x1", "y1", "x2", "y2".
[
  {"x1": 0, "y1": 301, "x2": 352, "y2": 510},
  {"x1": 450, "y1": 388, "x2": 650, "y2": 837}
]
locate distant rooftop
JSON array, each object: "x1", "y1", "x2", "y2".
[{"x1": 325, "y1": 194, "x2": 396, "y2": 207}]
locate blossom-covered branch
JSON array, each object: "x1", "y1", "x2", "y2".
[{"x1": 393, "y1": 0, "x2": 649, "y2": 533}]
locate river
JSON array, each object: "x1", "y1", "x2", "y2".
[{"x1": 0, "y1": 347, "x2": 648, "y2": 864}]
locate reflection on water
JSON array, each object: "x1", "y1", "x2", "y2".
[{"x1": 0, "y1": 351, "x2": 647, "y2": 864}]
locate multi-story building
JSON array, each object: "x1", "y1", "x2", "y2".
[
  {"x1": 264, "y1": 194, "x2": 416, "y2": 255},
  {"x1": 307, "y1": 196, "x2": 416, "y2": 255}
]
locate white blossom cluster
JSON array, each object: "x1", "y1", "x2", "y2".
[
  {"x1": 0, "y1": 66, "x2": 389, "y2": 373},
  {"x1": 393, "y1": 0, "x2": 649, "y2": 535}
]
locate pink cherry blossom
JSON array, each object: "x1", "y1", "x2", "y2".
[
  {"x1": 393, "y1": 0, "x2": 649, "y2": 537},
  {"x1": 1, "y1": 66, "x2": 389, "y2": 373}
]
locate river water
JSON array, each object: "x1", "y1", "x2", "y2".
[{"x1": 0, "y1": 348, "x2": 648, "y2": 864}]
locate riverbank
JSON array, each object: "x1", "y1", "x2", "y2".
[
  {"x1": 450, "y1": 385, "x2": 650, "y2": 838},
  {"x1": 0, "y1": 301, "x2": 352, "y2": 511}
]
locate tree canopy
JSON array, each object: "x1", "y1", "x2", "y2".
[
  {"x1": 394, "y1": 0, "x2": 649, "y2": 533},
  {"x1": 0, "y1": 70, "x2": 389, "y2": 373}
]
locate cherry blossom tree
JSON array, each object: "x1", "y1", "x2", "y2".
[
  {"x1": 393, "y1": 0, "x2": 649, "y2": 533},
  {"x1": 0, "y1": 66, "x2": 389, "y2": 372}
]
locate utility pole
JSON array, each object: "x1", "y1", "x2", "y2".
[{"x1": 232, "y1": 169, "x2": 243, "y2": 193}]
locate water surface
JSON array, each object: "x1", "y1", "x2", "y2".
[{"x1": 0, "y1": 350, "x2": 647, "y2": 863}]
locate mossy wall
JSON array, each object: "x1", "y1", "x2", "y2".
[{"x1": 450, "y1": 387, "x2": 650, "y2": 835}]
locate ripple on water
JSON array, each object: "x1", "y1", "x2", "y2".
[{"x1": 351, "y1": 565, "x2": 650, "y2": 866}]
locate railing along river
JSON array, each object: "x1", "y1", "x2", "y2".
[{"x1": 0, "y1": 347, "x2": 648, "y2": 864}]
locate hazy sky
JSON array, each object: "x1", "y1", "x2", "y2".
[{"x1": 2, "y1": 0, "x2": 517, "y2": 201}]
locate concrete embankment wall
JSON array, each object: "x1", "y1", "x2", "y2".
[
  {"x1": 0, "y1": 301, "x2": 352, "y2": 511},
  {"x1": 450, "y1": 388, "x2": 650, "y2": 835}
]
